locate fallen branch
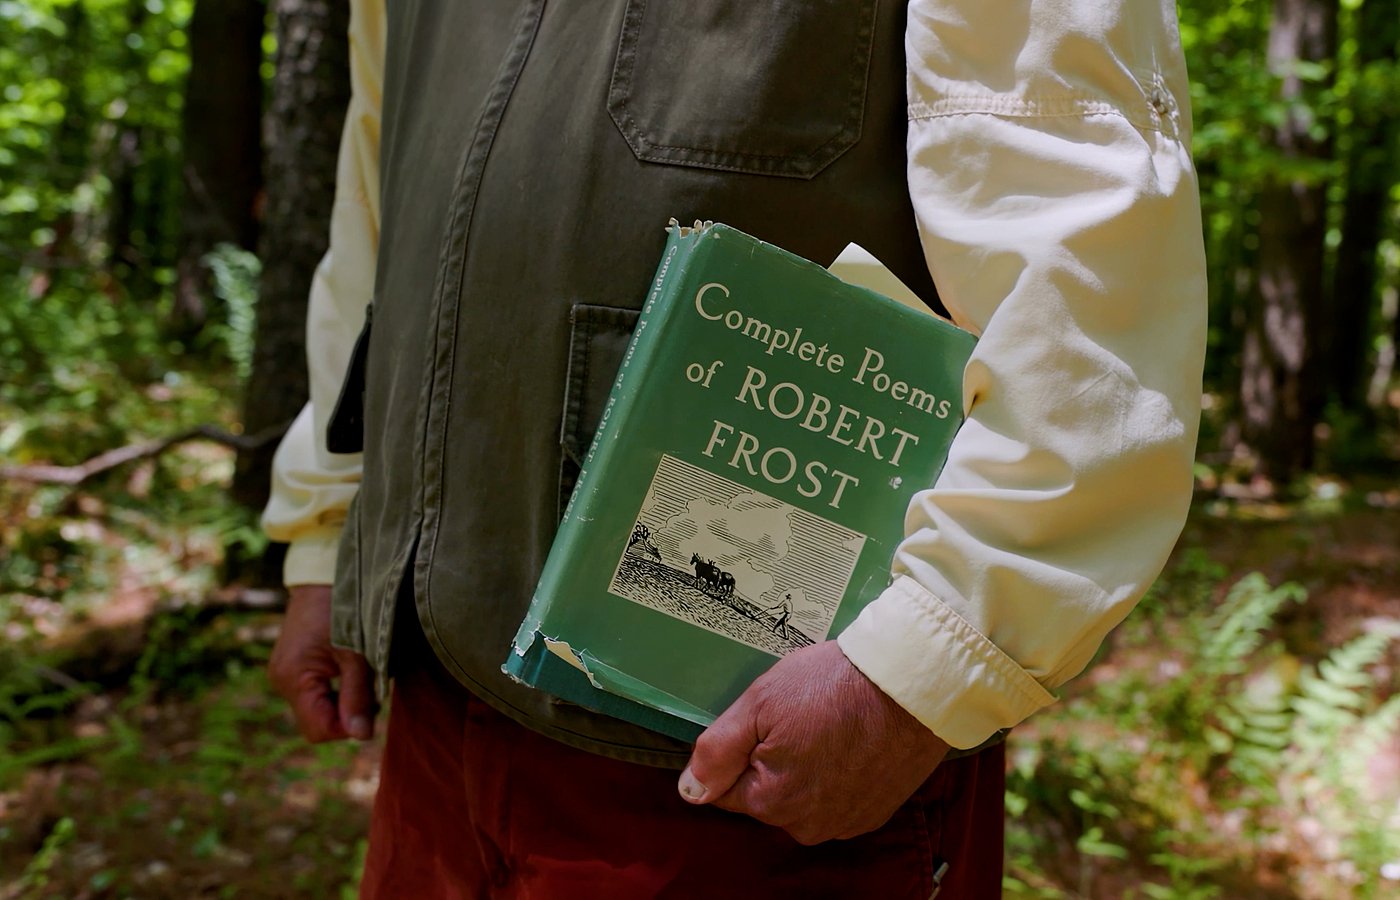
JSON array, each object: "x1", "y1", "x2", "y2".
[
  {"x1": 8, "y1": 587, "x2": 291, "y2": 703},
  {"x1": 1, "y1": 423, "x2": 288, "y2": 486}
]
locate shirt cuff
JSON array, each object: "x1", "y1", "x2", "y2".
[
  {"x1": 282, "y1": 526, "x2": 345, "y2": 587},
  {"x1": 837, "y1": 575, "x2": 1058, "y2": 749}
]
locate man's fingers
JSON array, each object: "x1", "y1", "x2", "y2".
[
  {"x1": 680, "y1": 696, "x2": 760, "y2": 805},
  {"x1": 291, "y1": 672, "x2": 348, "y2": 743},
  {"x1": 268, "y1": 585, "x2": 380, "y2": 744},
  {"x1": 335, "y1": 650, "x2": 376, "y2": 740},
  {"x1": 706, "y1": 765, "x2": 777, "y2": 819}
]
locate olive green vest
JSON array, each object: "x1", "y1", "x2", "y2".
[{"x1": 330, "y1": 0, "x2": 946, "y2": 767}]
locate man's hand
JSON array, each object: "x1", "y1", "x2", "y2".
[
  {"x1": 678, "y1": 640, "x2": 949, "y2": 845},
  {"x1": 268, "y1": 584, "x2": 376, "y2": 742}
]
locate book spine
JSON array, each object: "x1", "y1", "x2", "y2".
[{"x1": 509, "y1": 224, "x2": 700, "y2": 654}]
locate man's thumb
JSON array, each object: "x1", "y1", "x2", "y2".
[
  {"x1": 335, "y1": 650, "x2": 376, "y2": 740},
  {"x1": 678, "y1": 698, "x2": 758, "y2": 805}
]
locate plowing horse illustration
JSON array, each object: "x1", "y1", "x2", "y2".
[{"x1": 690, "y1": 553, "x2": 735, "y2": 597}]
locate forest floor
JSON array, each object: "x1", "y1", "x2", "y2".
[
  {"x1": 2, "y1": 459, "x2": 1399, "y2": 898},
  {"x1": 1007, "y1": 484, "x2": 1400, "y2": 899}
]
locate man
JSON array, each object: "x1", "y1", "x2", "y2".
[
  {"x1": 265, "y1": 0, "x2": 1206, "y2": 895},
  {"x1": 764, "y1": 592, "x2": 795, "y2": 641}
]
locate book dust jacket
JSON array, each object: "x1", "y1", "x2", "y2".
[{"x1": 505, "y1": 221, "x2": 976, "y2": 740}]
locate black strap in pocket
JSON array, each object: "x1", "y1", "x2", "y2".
[{"x1": 326, "y1": 305, "x2": 373, "y2": 454}]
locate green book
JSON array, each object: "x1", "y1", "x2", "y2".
[{"x1": 504, "y1": 221, "x2": 977, "y2": 742}]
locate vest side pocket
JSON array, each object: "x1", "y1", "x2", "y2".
[
  {"x1": 326, "y1": 304, "x2": 373, "y2": 454},
  {"x1": 558, "y1": 303, "x2": 642, "y2": 520},
  {"x1": 607, "y1": 0, "x2": 878, "y2": 179}
]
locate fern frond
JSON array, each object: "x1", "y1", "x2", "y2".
[
  {"x1": 1353, "y1": 692, "x2": 1400, "y2": 763},
  {"x1": 1292, "y1": 630, "x2": 1392, "y2": 727},
  {"x1": 1289, "y1": 630, "x2": 1398, "y2": 783},
  {"x1": 1318, "y1": 630, "x2": 1391, "y2": 688},
  {"x1": 1200, "y1": 574, "x2": 1305, "y2": 676}
]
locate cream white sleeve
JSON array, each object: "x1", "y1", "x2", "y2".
[
  {"x1": 837, "y1": 0, "x2": 1208, "y2": 748},
  {"x1": 260, "y1": 0, "x2": 385, "y2": 587}
]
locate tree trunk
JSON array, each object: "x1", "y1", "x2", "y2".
[
  {"x1": 229, "y1": 0, "x2": 351, "y2": 584},
  {"x1": 34, "y1": 0, "x2": 92, "y2": 291},
  {"x1": 52, "y1": 3, "x2": 91, "y2": 200},
  {"x1": 106, "y1": 0, "x2": 148, "y2": 281},
  {"x1": 1239, "y1": 0, "x2": 1338, "y2": 485},
  {"x1": 172, "y1": 0, "x2": 266, "y2": 338},
  {"x1": 1328, "y1": 0, "x2": 1399, "y2": 414}
]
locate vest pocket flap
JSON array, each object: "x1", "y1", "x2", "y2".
[
  {"x1": 607, "y1": 0, "x2": 878, "y2": 178},
  {"x1": 327, "y1": 306, "x2": 373, "y2": 454}
]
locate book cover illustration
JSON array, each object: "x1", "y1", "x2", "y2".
[
  {"x1": 611, "y1": 454, "x2": 865, "y2": 658},
  {"x1": 504, "y1": 220, "x2": 977, "y2": 741}
]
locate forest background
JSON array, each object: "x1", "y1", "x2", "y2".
[{"x1": 0, "y1": 0, "x2": 1398, "y2": 897}]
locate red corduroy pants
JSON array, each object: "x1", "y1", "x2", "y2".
[{"x1": 360, "y1": 623, "x2": 1006, "y2": 899}]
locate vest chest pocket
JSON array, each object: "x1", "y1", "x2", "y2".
[
  {"x1": 607, "y1": 0, "x2": 879, "y2": 179},
  {"x1": 559, "y1": 303, "x2": 642, "y2": 520}
]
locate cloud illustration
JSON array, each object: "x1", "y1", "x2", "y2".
[{"x1": 661, "y1": 491, "x2": 793, "y2": 600}]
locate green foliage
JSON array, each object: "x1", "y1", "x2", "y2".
[
  {"x1": 1178, "y1": 0, "x2": 1278, "y2": 367},
  {"x1": 1202, "y1": 574, "x2": 1307, "y2": 676},
  {"x1": 1179, "y1": 0, "x2": 1400, "y2": 438},
  {"x1": 1007, "y1": 569, "x2": 1400, "y2": 898},
  {"x1": 0, "y1": 282, "x2": 190, "y2": 465},
  {"x1": 340, "y1": 839, "x2": 370, "y2": 900},
  {"x1": 14, "y1": 816, "x2": 76, "y2": 894},
  {"x1": 1285, "y1": 629, "x2": 1400, "y2": 895},
  {"x1": 1317, "y1": 401, "x2": 1399, "y2": 472},
  {"x1": 204, "y1": 242, "x2": 262, "y2": 380},
  {"x1": 0, "y1": 0, "x2": 193, "y2": 278},
  {"x1": 0, "y1": 0, "x2": 1396, "y2": 895},
  {"x1": 1291, "y1": 628, "x2": 1392, "y2": 756},
  {"x1": 0, "y1": 0, "x2": 252, "y2": 483},
  {"x1": 0, "y1": 654, "x2": 372, "y2": 897},
  {"x1": 127, "y1": 606, "x2": 269, "y2": 701},
  {"x1": 0, "y1": 652, "x2": 103, "y2": 785}
]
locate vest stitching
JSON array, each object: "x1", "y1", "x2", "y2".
[{"x1": 413, "y1": 0, "x2": 549, "y2": 627}]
